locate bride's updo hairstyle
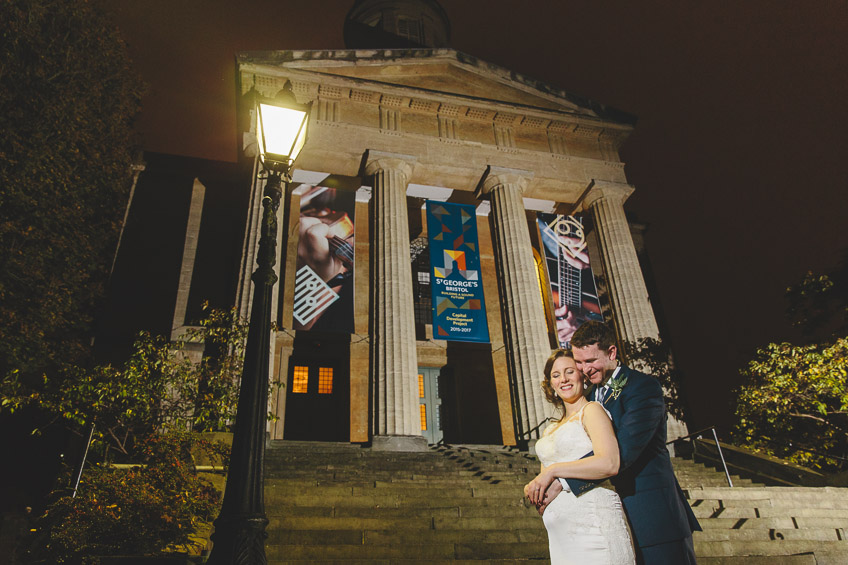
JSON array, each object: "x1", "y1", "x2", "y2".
[{"x1": 541, "y1": 349, "x2": 574, "y2": 408}]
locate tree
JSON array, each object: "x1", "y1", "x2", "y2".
[
  {"x1": 623, "y1": 338, "x2": 688, "y2": 423},
  {"x1": 733, "y1": 338, "x2": 848, "y2": 472},
  {"x1": 2, "y1": 307, "x2": 250, "y2": 462},
  {"x1": 0, "y1": 0, "x2": 144, "y2": 381},
  {"x1": 785, "y1": 250, "x2": 848, "y2": 343},
  {"x1": 732, "y1": 256, "x2": 848, "y2": 472},
  {"x1": 19, "y1": 432, "x2": 224, "y2": 563}
]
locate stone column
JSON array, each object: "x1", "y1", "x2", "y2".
[
  {"x1": 583, "y1": 181, "x2": 688, "y2": 443},
  {"x1": 477, "y1": 167, "x2": 550, "y2": 440},
  {"x1": 582, "y1": 181, "x2": 659, "y2": 344},
  {"x1": 364, "y1": 151, "x2": 425, "y2": 451}
]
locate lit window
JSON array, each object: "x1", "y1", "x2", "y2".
[
  {"x1": 318, "y1": 367, "x2": 333, "y2": 394},
  {"x1": 420, "y1": 404, "x2": 427, "y2": 431},
  {"x1": 418, "y1": 374, "x2": 425, "y2": 398},
  {"x1": 292, "y1": 366, "x2": 308, "y2": 393}
]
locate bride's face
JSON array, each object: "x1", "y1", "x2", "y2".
[{"x1": 550, "y1": 356, "x2": 584, "y2": 404}]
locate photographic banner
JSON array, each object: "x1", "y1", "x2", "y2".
[
  {"x1": 426, "y1": 201, "x2": 489, "y2": 343},
  {"x1": 292, "y1": 186, "x2": 355, "y2": 332},
  {"x1": 536, "y1": 213, "x2": 603, "y2": 348}
]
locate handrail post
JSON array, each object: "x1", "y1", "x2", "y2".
[
  {"x1": 711, "y1": 428, "x2": 733, "y2": 488},
  {"x1": 72, "y1": 423, "x2": 95, "y2": 498}
]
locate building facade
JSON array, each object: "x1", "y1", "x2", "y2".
[{"x1": 232, "y1": 44, "x2": 685, "y2": 450}]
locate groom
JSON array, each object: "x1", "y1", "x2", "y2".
[{"x1": 540, "y1": 321, "x2": 701, "y2": 564}]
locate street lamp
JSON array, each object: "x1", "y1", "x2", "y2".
[{"x1": 207, "y1": 84, "x2": 309, "y2": 565}]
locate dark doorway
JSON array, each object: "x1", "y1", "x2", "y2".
[
  {"x1": 442, "y1": 341, "x2": 502, "y2": 444},
  {"x1": 283, "y1": 332, "x2": 350, "y2": 441}
]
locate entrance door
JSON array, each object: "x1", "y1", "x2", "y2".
[
  {"x1": 418, "y1": 367, "x2": 443, "y2": 444},
  {"x1": 283, "y1": 361, "x2": 348, "y2": 441}
]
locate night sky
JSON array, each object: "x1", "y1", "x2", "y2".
[{"x1": 106, "y1": 1, "x2": 848, "y2": 435}]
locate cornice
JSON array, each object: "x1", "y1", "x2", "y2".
[
  {"x1": 237, "y1": 48, "x2": 619, "y2": 120},
  {"x1": 240, "y1": 65, "x2": 632, "y2": 155}
]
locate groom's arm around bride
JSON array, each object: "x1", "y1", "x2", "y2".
[{"x1": 542, "y1": 322, "x2": 701, "y2": 564}]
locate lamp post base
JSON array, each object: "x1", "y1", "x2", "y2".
[{"x1": 208, "y1": 514, "x2": 269, "y2": 565}]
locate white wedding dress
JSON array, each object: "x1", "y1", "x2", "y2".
[{"x1": 535, "y1": 402, "x2": 635, "y2": 565}]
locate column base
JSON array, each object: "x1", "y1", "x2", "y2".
[{"x1": 371, "y1": 435, "x2": 428, "y2": 452}]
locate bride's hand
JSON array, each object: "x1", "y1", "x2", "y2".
[{"x1": 525, "y1": 470, "x2": 554, "y2": 505}]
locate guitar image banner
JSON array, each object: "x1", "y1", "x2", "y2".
[
  {"x1": 536, "y1": 213, "x2": 604, "y2": 348},
  {"x1": 426, "y1": 201, "x2": 490, "y2": 343}
]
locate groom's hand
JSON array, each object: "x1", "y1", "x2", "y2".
[{"x1": 537, "y1": 478, "x2": 563, "y2": 516}]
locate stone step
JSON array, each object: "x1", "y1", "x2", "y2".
[
  {"x1": 264, "y1": 492, "x2": 531, "y2": 508},
  {"x1": 269, "y1": 561, "x2": 548, "y2": 565},
  {"x1": 687, "y1": 487, "x2": 848, "y2": 500},
  {"x1": 694, "y1": 527, "x2": 845, "y2": 542},
  {"x1": 698, "y1": 516, "x2": 848, "y2": 530},
  {"x1": 264, "y1": 504, "x2": 541, "y2": 519},
  {"x1": 268, "y1": 527, "x2": 547, "y2": 546},
  {"x1": 694, "y1": 539, "x2": 848, "y2": 557},
  {"x1": 266, "y1": 542, "x2": 549, "y2": 561},
  {"x1": 691, "y1": 505, "x2": 848, "y2": 520},
  {"x1": 697, "y1": 556, "x2": 817, "y2": 564},
  {"x1": 259, "y1": 441, "x2": 847, "y2": 563},
  {"x1": 266, "y1": 478, "x2": 530, "y2": 489},
  {"x1": 267, "y1": 515, "x2": 543, "y2": 532}
]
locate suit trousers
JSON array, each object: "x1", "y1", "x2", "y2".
[{"x1": 635, "y1": 533, "x2": 696, "y2": 565}]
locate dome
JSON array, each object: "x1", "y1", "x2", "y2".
[{"x1": 344, "y1": 0, "x2": 451, "y2": 49}]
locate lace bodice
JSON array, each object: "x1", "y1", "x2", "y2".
[{"x1": 536, "y1": 402, "x2": 606, "y2": 468}]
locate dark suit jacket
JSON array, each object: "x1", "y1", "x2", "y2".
[{"x1": 565, "y1": 365, "x2": 701, "y2": 548}]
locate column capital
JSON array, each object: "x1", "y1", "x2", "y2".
[
  {"x1": 581, "y1": 180, "x2": 635, "y2": 210},
  {"x1": 363, "y1": 150, "x2": 417, "y2": 178},
  {"x1": 475, "y1": 165, "x2": 533, "y2": 199}
]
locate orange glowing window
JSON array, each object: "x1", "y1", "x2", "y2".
[
  {"x1": 318, "y1": 367, "x2": 333, "y2": 394},
  {"x1": 420, "y1": 404, "x2": 427, "y2": 431},
  {"x1": 418, "y1": 374, "x2": 425, "y2": 398},
  {"x1": 292, "y1": 366, "x2": 308, "y2": 393}
]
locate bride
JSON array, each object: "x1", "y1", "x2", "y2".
[{"x1": 524, "y1": 349, "x2": 635, "y2": 564}]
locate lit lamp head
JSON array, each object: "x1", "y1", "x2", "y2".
[{"x1": 256, "y1": 84, "x2": 310, "y2": 179}]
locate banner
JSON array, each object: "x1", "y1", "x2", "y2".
[
  {"x1": 426, "y1": 201, "x2": 489, "y2": 343},
  {"x1": 292, "y1": 186, "x2": 355, "y2": 332},
  {"x1": 537, "y1": 213, "x2": 603, "y2": 348}
]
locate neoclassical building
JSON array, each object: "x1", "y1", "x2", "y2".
[
  {"x1": 225, "y1": 1, "x2": 685, "y2": 450},
  {"x1": 104, "y1": 1, "x2": 685, "y2": 451}
]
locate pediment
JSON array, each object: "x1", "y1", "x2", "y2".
[{"x1": 239, "y1": 49, "x2": 627, "y2": 123}]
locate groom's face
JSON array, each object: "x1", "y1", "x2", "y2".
[{"x1": 573, "y1": 343, "x2": 618, "y2": 386}]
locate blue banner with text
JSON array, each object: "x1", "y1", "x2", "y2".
[{"x1": 426, "y1": 201, "x2": 489, "y2": 343}]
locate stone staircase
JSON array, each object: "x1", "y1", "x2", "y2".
[{"x1": 261, "y1": 441, "x2": 848, "y2": 563}]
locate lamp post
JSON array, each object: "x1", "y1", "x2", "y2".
[{"x1": 207, "y1": 85, "x2": 309, "y2": 565}]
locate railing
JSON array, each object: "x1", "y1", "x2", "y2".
[
  {"x1": 72, "y1": 423, "x2": 95, "y2": 498},
  {"x1": 519, "y1": 417, "x2": 554, "y2": 442},
  {"x1": 668, "y1": 426, "x2": 733, "y2": 487}
]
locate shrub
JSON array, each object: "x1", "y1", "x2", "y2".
[{"x1": 20, "y1": 433, "x2": 225, "y2": 564}]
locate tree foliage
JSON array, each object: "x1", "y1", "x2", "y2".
[
  {"x1": 733, "y1": 257, "x2": 848, "y2": 472},
  {"x1": 2, "y1": 307, "x2": 249, "y2": 461},
  {"x1": 0, "y1": 0, "x2": 144, "y2": 380},
  {"x1": 785, "y1": 251, "x2": 848, "y2": 342},
  {"x1": 623, "y1": 337, "x2": 687, "y2": 422},
  {"x1": 733, "y1": 338, "x2": 848, "y2": 472},
  {"x1": 19, "y1": 432, "x2": 224, "y2": 564}
]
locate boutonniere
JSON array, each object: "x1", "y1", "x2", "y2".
[{"x1": 606, "y1": 374, "x2": 629, "y2": 403}]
